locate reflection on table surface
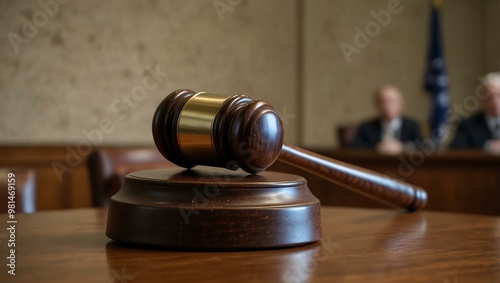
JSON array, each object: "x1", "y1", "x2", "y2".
[{"x1": 0, "y1": 206, "x2": 499, "y2": 282}]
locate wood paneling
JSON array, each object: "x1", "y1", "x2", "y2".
[
  {"x1": 0, "y1": 146, "x2": 92, "y2": 210},
  {"x1": 1, "y1": 146, "x2": 499, "y2": 214},
  {"x1": 271, "y1": 149, "x2": 500, "y2": 215}
]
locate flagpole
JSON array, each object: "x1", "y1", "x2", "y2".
[{"x1": 425, "y1": 0, "x2": 449, "y2": 148}]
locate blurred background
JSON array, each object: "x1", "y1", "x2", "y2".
[
  {"x1": 0, "y1": 0, "x2": 499, "y2": 213},
  {"x1": 2, "y1": 0, "x2": 499, "y2": 147}
]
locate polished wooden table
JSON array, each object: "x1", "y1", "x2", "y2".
[{"x1": 1, "y1": 207, "x2": 499, "y2": 283}]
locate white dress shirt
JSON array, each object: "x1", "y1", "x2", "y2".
[{"x1": 381, "y1": 118, "x2": 402, "y2": 140}]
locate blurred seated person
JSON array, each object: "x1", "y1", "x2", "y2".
[
  {"x1": 450, "y1": 72, "x2": 500, "y2": 154},
  {"x1": 349, "y1": 85, "x2": 423, "y2": 155}
]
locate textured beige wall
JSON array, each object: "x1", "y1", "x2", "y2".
[
  {"x1": 0, "y1": 0, "x2": 498, "y2": 148},
  {"x1": 486, "y1": 0, "x2": 500, "y2": 71},
  {"x1": 0, "y1": 0, "x2": 299, "y2": 145}
]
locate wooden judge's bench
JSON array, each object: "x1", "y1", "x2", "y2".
[{"x1": 1, "y1": 146, "x2": 499, "y2": 215}]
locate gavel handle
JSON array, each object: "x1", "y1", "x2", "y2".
[{"x1": 279, "y1": 143, "x2": 428, "y2": 211}]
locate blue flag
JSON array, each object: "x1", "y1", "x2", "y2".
[{"x1": 424, "y1": 5, "x2": 449, "y2": 144}]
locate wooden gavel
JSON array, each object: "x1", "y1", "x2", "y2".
[{"x1": 152, "y1": 89, "x2": 427, "y2": 211}]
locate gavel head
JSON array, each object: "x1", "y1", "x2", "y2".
[{"x1": 152, "y1": 89, "x2": 284, "y2": 174}]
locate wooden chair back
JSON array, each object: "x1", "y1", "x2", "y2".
[
  {"x1": 0, "y1": 168, "x2": 36, "y2": 213},
  {"x1": 87, "y1": 148, "x2": 175, "y2": 207}
]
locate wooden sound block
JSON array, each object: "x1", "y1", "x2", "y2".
[{"x1": 106, "y1": 167, "x2": 322, "y2": 249}]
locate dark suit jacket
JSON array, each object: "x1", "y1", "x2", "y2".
[
  {"x1": 450, "y1": 112, "x2": 493, "y2": 149},
  {"x1": 349, "y1": 117, "x2": 423, "y2": 149}
]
